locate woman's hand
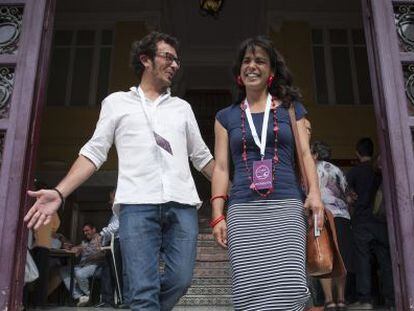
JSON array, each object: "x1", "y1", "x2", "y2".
[
  {"x1": 304, "y1": 192, "x2": 324, "y2": 230},
  {"x1": 212, "y1": 220, "x2": 228, "y2": 249}
]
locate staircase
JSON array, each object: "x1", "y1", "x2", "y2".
[{"x1": 177, "y1": 220, "x2": 232, "y2": 307}]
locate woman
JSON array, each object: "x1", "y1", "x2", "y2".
[
  {"x1": 211, "y1": 36, "x2": 324, "y2": 310},
  {"x1": 311, "y1": 141, "x2": 353, "y2": 311}
]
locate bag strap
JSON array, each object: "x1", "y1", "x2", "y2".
[{"x1": 288, "y1": 104, "x2": 309, "y2": 193}]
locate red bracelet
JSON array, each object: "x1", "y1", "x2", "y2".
[
  {"x1": 209, "y1": 215, "x2": 226, "y2": 228},
  {"x1": 210, "y1": 195, "x2": 228, "y2": 204}
]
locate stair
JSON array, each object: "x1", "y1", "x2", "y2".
[{"x1": 177, "y1": 232, "x2": 232, "y2": 307}]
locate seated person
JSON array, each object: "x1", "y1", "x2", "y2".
[{"x1": 59, "y1": 222, "x2": 104, "y2": 307}]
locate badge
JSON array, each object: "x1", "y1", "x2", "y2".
[
  {"x1": 153, "y1": 132, "x2": 173, "y2": 155},
  {"x1": 252, "y1": 159, "x2": 273, "y2": 190}
]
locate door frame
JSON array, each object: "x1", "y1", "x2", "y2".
[
  {"x1": 361, "y1": 0, "x2": 414, "y2": 309},
  {"x1": 0, "y1": 0, "x2": 55, "y2": 309}
]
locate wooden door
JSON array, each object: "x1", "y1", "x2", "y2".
[
  {"x1": 0, "y1": 0, "x2": 55, "y2": 309},
  {"x1": 362, "y1": 0, "x2": 414, "y2": 309}
]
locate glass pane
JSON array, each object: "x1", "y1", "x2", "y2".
[
  {"x1": 101, "y1": 30, "x2": 113, "y2": 45},
  {"x1": 312, "y1": 47, "x2": 329, "y2": 105},
  {"x1": 412, "y1": 130, "x2": 414, "y2": 154},
  {"x1": 403, "y1": 63, "x2": 414, "y2": 110},
  {"x1": 47, "y1": 48, "x2": 70, "y2": 106},
  {"x1": 312, "y1": 29, "x2": 323, "y2": 44},
  {"x1": 0, "y1": 67, "x2": 15, "y2": 119},
  {"x1": 76, "y1": 30, "x2": 94, "y2": 46},
  {"x1": 354, "y1": 47, "x2": 373, "y2": 105},
  {"x1": 331, "y1": 47, "x2": 354, "y2": 105},
  {"x1": 0, "y1": 6, "x2": 23, "y2": 55},
  {"x1": 54, "y1": 30, "x2": 72, "y2": 46},
  {"x1": 352, "y1": 29, "x2": 366, "y2": 45},
  {"x1": 395, "y1": 4, "x2": 414, "y2": 52},
  {"x1": 70, "y1": 48, "x2": 93, "y2": 106},
  {"x1": 96, "y1": 48, "x2": 111, "y2": 104},
  {"x1": 329, "y1": 29, "x2": 348, "y2": 45},
  {"x1": 0, "y1": 131, "x2": 5, "y2": 170}
]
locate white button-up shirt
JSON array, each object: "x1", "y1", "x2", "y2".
[{"x1": 79, "y1": 86, "x2": 213, "y2": 213}]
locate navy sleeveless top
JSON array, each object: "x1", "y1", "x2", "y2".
[{"x1": 216, "y1": 101, "x2": 306, "y2": 206}]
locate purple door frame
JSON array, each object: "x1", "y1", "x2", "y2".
[
  {"x1": 362, "y1": 0, "x2": 414, "y2": 309},
  {"x1": 0, "y1": 0, "x2": 55, "y2": 309}
]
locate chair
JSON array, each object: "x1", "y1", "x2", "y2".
[
  {"x1": 89, "y1": 265, "x2": 103, "y2": 305},
  {"x1": 100, "y1": 233, "x2": 123, "y2": 305}
]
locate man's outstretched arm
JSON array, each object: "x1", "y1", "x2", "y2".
[{"x1": 25, "y1": 155, "x2": 96, "y2": 229}]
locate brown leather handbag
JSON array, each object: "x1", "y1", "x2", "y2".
[{"x1": 288, "y1": 104, "x2": 346, "y2": 278}]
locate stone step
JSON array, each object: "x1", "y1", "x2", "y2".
[
  {"x1": 193, "y1": 267, "x2": 230, "y2": 278},
  {"x1": 186, "y1": 285, "x2": 232, "y2": 296},
  {"x1": 196, "y1": 251, "x2": 228, "y2": 261},
  {"x1": 191, "y1": 277, "x2": 231, "y2": 286},
  {"x1": 177, "y1": 295, "x2": 232, "y2": 306},
  {"x1": 194, "y1": 261, "x2": 230, "y2": 269},
  {"x1": 197, "y1": 239, "x2": 220, "y2": 247},
  {"x1": 197, "y1": 233, "x2": 216, "y2": 241},
  {"x1": 197, "y1": 245, "x2": 228, "y2": 254}
]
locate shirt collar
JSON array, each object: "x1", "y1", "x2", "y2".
[{"x1": 130, "y1": 86, "x2": 171, "y2": 105}]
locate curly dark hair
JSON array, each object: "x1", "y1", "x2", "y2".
[
  {"x1": 130, "y1": 31, "x2": 179, "y2": 81},
  {"x1": 232, "y1": 36, "x2": 302, "y2": 107},
  {"x1": 311, "y1": 140, "x2": 332, "y2": 161}
]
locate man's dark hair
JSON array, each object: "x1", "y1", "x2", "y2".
[
  {"x1": 130, "y1": 31, "x2": 179, "y2": 82},
  {"x1": 83, "y1": 222, "x2": 96, "y2": 230},
  {"x1": 356, "y1": 137, "x2": 374, "y2": 157},
  {"x1": 311, "y1": 141, "x2": 332, "y2": 161}
]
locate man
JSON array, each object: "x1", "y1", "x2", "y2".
[
  {"x1": 25, "y1": 31, "x2": 214, "y2": 310},
  {"x1": 60, "y1": 223, "x2": 104, "y2": 307},
  {"x1": 346, "y1": 138, "x2": 394, "y2": 310}
]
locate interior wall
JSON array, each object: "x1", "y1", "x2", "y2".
[
  {"x1": 270, "y1": 21, "x2": 378, "y2": 160},
  {"x1": 37, "y1": 21, "x2": 149, "y2": 173}
]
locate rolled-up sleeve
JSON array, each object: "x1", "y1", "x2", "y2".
[
  {"x1": 79, "y1": 99, "x2": 116, "y2": 170},
  {"x1": 186, "y1": 106, "x2": 213, "y2": 171}
]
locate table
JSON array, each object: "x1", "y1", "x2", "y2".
[{"x1": 48, "y1": 248, "x2": 77, "y2": 304}]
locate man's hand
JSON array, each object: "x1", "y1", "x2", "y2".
[
  {"x1": 24, "y1": 189, "x2": 62, "y2": 229},
  {"x1": 212, "y1": 220, "x2": 228, "y2": 249}
]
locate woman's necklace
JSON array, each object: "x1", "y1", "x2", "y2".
[{"x1": 240, "y1": 99, "x2": 279, "y2": 198}]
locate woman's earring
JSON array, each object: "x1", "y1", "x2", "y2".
[
  {"x1": 237, "y1": 76, "x2": 244, "y2": 87},
  {"x1": 267, "y1": 75, "x2": 274, "y2": 88}
]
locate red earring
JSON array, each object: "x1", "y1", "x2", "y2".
[
  {"x1": 267, "y1": 75, "x2": 274, "y2": 88},
  {"x1": 237, "y1": 76, "x2": 244, "y2": 87}
]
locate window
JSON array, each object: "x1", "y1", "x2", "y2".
[
  {"x1": 47, "y1": 29, "x2": 113, "y2": 106},
  {"x1": 312, "y1": 28, "x2": 372, "y2": 105}
]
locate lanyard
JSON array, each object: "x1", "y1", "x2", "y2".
[
  {"x1": 136, "y1": 86, "x2": 170, "y2": 131},
  {"x1": 244, "y1": 94, "x2": 272, "y2": 159}
]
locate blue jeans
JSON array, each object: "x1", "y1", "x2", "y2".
[
  {"x1": 119, "y1": 202, "x2": 198, "y2": 311},
  {"x1": 60, "y1": 264, "x2": 97, "y2": 299}
]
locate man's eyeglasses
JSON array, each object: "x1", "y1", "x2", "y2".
[{"x1": 156, "y1": 52, "x2": 181, "y2": 67}]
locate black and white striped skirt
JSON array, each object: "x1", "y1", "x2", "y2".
[{"x1": 227, "y1": 199, "x2": 310, "y2": 311}]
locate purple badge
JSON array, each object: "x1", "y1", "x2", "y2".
[
  {"x1": 252, "y1": 159, "x2": 273, "y2": 190},
  {"x1": 153, "y1": 132, "x2": 173, "y2": 155}
]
